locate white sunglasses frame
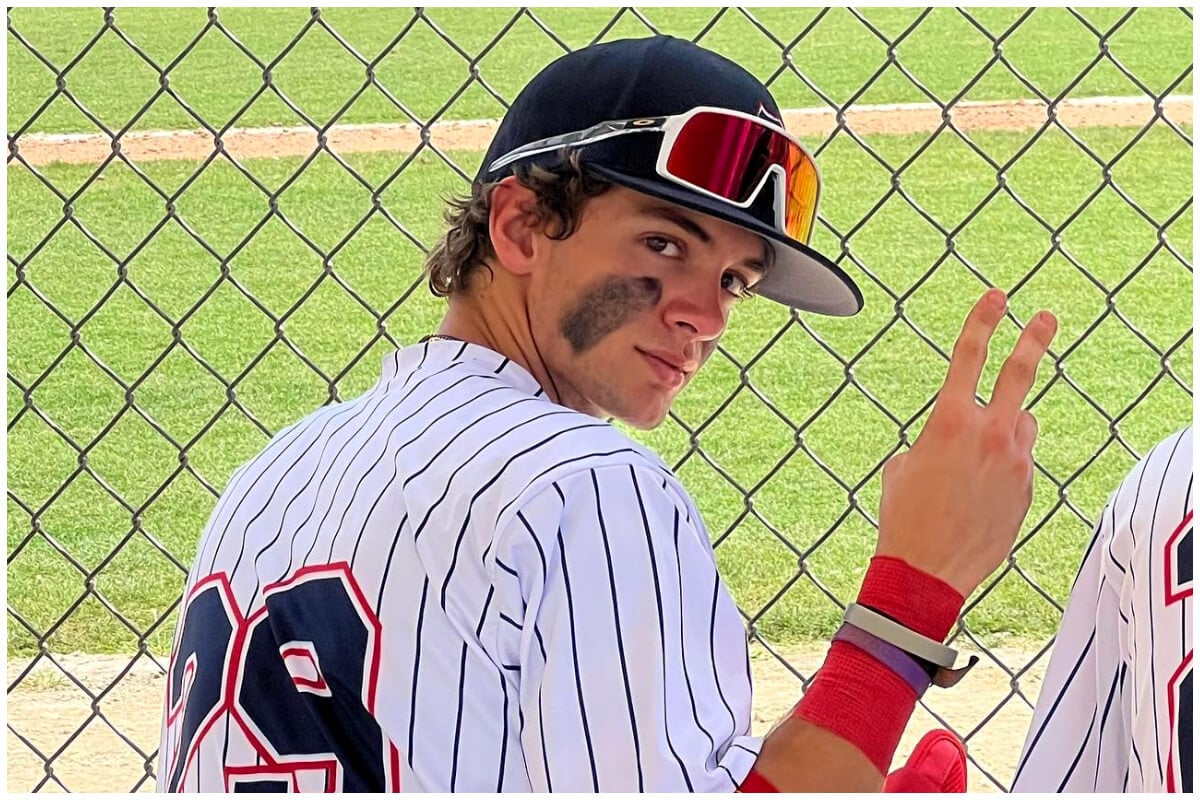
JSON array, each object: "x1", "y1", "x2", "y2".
[{"x1": 485, "y1": 105, "x2": 822, "y2": 242}]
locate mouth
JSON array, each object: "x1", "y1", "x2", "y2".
[{"x1": 637, "y1": 348, "x2": 691, "y2": 390}]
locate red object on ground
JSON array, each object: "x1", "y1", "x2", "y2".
[{"x1": 884, "y1": 729, "x2": 968, "y2": 793}]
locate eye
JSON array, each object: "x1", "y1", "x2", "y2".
[
  {"x1": 644, "y1": 235, "x2": 684, "y2": 258},
  {"x1": 722, "y1": 272, "x2": 755, "y2": 301}
]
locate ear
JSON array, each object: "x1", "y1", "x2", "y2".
[{"x1": 488, "y1": 177, "x2": 542, "y2": 277}]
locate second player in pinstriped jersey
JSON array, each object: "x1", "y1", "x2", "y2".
[
  {"x1": 159, "y1": 35, "x2": 1061, "y2": 792},
  {"x1": 1013, "y1": 425, "x2": 1193, "y2": 792}
]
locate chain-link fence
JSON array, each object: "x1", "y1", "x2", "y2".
[{"x1": 7, "y1": 6, "x2": 1193, "y2": 793}]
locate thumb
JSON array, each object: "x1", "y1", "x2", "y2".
[{"x1": 1015, "y1": 410, "x2": 1038, "y2": 453}]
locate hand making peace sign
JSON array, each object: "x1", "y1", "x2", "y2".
[{"x1": 876, "y1": 289, "x2": 1059, "y2": 597}]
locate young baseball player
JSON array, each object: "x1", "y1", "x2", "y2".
[
  {"x1": 158, "y1": 36, "x2": 1058, "y2": 792},
  {"x1": 1012, "y1": 425, "x2": 1192, "y2": 792}
]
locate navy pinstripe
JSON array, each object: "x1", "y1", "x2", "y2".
[
  {"x1": 1013, "y1": 426, "x2": 1192, "y2": 792},
  {"x1": 160, "y1": 340, "x2": 765, "y2": 792}
]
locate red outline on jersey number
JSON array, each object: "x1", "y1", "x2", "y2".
[
  {"x1": 165, "y1": 563, "x2": 401, "y2": 791},
  {"x1": 163, "y1": 573, "x2": 242, "y2": 792},
  {"x1": 1164, "y1": 511, "x2": 1193, "y2": 604},
  {"x1": 1163, "y1": 511, "x2": 1192, "y2": 793},
  {"x1": 1166, "y1": 650, "x2": 1192, "y2": 793}
]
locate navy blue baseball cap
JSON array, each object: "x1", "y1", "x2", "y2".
[{"x1": 476, "y1": 36, "x2": 863, "y2": 317}]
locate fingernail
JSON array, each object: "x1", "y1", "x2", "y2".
[{"x1": 988, "y1": 290, "x2": 1007, "y2": 310}]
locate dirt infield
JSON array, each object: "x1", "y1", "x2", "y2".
[
  {"x1": 7, "y1": 640, "x2": 1049, "y2": 793},
  {"x1": 11, "y1": 95, "x2": 1192, "y2": 167}
]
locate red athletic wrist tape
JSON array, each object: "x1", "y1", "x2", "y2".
[
  {"x1": 856, "y1": 555, "x2": 963, "y2": 641},
  {"x1": 793, "y1": 557, "x2": 966, "y2": 774},
  {"x1": 793, "y1": 637, "x2": 916, "y2": 773}
]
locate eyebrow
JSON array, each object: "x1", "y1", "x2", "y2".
[{"x1": 640, "y1": 204, "x2": 769, "y2": 275}]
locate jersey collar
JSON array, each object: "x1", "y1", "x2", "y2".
[{"x1": 379, "y1": 339, "x2": 544, "y2": 397}]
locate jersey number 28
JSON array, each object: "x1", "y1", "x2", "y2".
[{"x1": 161, "y1": 563, "x2": 401, "y2": 791}]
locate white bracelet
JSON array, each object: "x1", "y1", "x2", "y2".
[
  {"x1": 844, "y1": 603, "x2": 957, "y2": 667},
  {"x1": 843, "y1": 602, "x2": 979, "y2": 688}
]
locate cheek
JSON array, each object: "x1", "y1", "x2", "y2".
[{"x1": 559, "y1": 275, "x2": 661, "y2": 354}]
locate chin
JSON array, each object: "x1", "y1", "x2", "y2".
[
  {"x1": 579, "y1": 380, "x2": 676, "y2": 430},
  {"x1": 613, "y1": 403, "x2": 672, "y2": 431}
]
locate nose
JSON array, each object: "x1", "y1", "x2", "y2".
[{"x1": 663, "y1": 280, "x2": 727, "y2": 341}]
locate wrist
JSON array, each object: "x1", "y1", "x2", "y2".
[
  {"x1": 831, "y1": 623, "x2": 934, "y2": 694},
  {"x1": 794, "y1": 638, "x2": 918, "y2": 774},
  {"x1": 790, "y1": 557, "x2": 968, "y2": 774},
  {"x1": 858, "y1": 555, "x2": 964, "y2": 641}
]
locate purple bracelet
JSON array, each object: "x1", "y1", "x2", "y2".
[{"x1": 833, "y1": 622, "x2": 933, "y2": 696}]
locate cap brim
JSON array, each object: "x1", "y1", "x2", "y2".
[{"x1": 586, "y1": 164, "x2": 864, "y2": 317}]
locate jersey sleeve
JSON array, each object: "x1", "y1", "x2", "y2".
[
  {"x1": 1010, "y1": 509, "x2": 1128, "y2": 792},
  {"x1": 1013, "y1": 426, "x2": 1194, "y2": 793},
  {"x1": 489, "y1": 463, "x2": 762, "y2": 792}
]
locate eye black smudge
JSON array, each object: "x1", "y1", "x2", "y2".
[{"x1": 560, "y1": 275, "x2": 661, "y2": 353}]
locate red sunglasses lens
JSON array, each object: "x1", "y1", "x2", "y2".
[{"x1": 665, "y1": 111, "x2": 819, "y2": 243}]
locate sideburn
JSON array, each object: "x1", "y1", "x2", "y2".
[{"x1": 560, "y1": 275, "x2": 662, "y2": 353}]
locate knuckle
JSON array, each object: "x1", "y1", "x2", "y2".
[
  {"x1": 982, "y1": 418, "x2": 1010, "y2": 452},
  {"x1": 955, "y1": 336, "x2": 984, "y2": 363},
  {"x1": 1013, "y1": 453, "x2": 1034, "y2": 480},
  {"x1": 933, "y1": 403, "x2": 969, "y2": 436},
  {"x1": 1020, "y1": 410, "x2": 1039, "y2": 435},
  {"x1": 1006, "y1": 356, "x2": 1036, "y2": 385}
]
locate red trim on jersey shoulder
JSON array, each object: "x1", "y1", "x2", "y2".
[
  {"x1": 1166, "y1": 649, "x2": 1192, "y2": 793},
  {"x1": 1164, "y1": 510, "x2": 1193, "y2": 605}
]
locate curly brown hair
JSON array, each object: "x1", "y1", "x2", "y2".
[{"x1": 423, "y1": 151, "x2": 612, "y2": 297}]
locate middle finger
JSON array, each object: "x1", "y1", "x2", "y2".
[{"x1": 988, "y1": 310, "x2": 1057, "y2": 424}]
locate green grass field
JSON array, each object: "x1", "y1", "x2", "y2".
[
  {"x1": 8, "y1": 6, "x2": 1193, "y2": 135},
  {"x1": 7, "y1": 7, "x2": 1194, "y2": 656},
  {"x1": 8, "y1": 115, "x2": 1192, "y2": 654}
]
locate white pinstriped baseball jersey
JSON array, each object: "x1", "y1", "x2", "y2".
[
  {"x1": 158, "y1": 339, "x2": 762, "y2": 792},
  {"x1": 1012, "y1": 425, "x2": 1193, "y2": 792}
]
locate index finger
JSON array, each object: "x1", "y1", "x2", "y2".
[{"x1": 938, "y1": 288, "x2": 1007, "y2": 404}]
